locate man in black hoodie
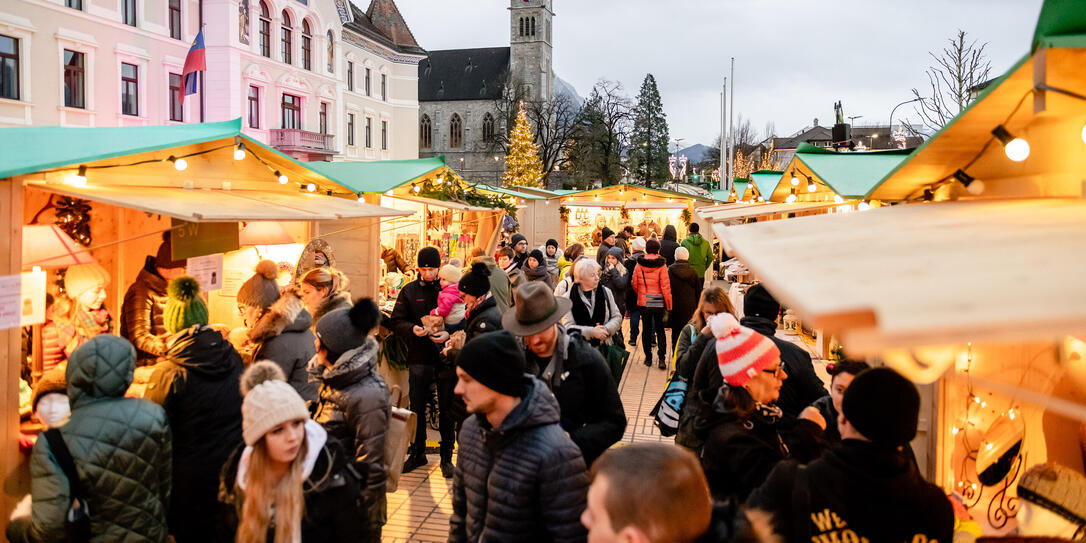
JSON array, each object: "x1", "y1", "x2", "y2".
[
  {"x1": 747, "y1": 368, "x2": 953, "y2": 543},
  {"x1": 660, "y1": 224, "x2": 681, "y2": 266}
]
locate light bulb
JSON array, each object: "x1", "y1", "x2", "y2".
[
  {"x1": 234, "y1": 148, "x2": 245, "y2": 160},
  {"x1": 785, "y1": 193, "x2": 797, "y2": 203},
  {"x1": 833, "y1": 194, "x2": 843, "y2": 203},
  {"x1": 807, "y1": 182, "x2": 816, "y2": 193},
  {"x1": 790, "y1": 176, "x2": 799, "y2": 186},
  {"x1": 857, "y1": 201, "x2": 871, "y2": 211},
  {"x1": 985, "y1": 443, "x2": 993, "y2": 451},
  {"x1": 951, "y1": 426, "x2": 960, "y2": 435},
  {"x1": 306, "y1": 183, "x2": 316, "y2": 192},
  {"x1": 545, "y1": 200, "x2": 550, "y2": 205},
  {"x1": 1004, "y1": 138, "x2": 1030, "y2": 162},
  {"x1": 276, "y1": 171, "x2": 288, "y2": 184},
  {"x1": 413, "y1": 185, "x2": 420, "y2": 193},
  {"x1": 642, "y1": 194, "x2": 647, "y2": 200},
  {"x1": 964, "y1": 179, "x2": 985, "y2": 195},
  {"x1": 67, "y1": 165, "x2": 88, "y2": 186},
  {"x1": 594, "y1": 195, "x2": 600, "y2": 201},
  {"x1": 1081, "y1": 122, "x2": 1086, "y2": 145},
  {"x1": 385, "y1": 190, "x2": 394, "y2": 196},
  {"x1": 357, "y1": 195, "x2": 366, "y2": 203},
  {"x1": 757, "y1": 196, "x2": 764, "y2": 202},
  {"x1": 172, "y1": 157, "x2": 188, "y2": 171}
]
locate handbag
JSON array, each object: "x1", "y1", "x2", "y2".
[
  {"x1": 649, "y1": 372, "x2": 688, "y2": 437},
  {"x1": 42, "y1": 429, "x2": 91, "y2": 543},
  {"x1": 598, "y1": 335, "x2": 630, "y2": 384},
  {"x1": 639, "y1": 268, "x2": 665, "y2": 309},
  {"x1": 384, "y1": 385, "x2": 417, "y2": 493}
]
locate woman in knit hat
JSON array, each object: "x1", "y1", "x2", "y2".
[
  {"x1": 694, "y1": 312, "x2": 790, "y2": 502},
  {"x1": 233, "y1": 260, "x2": 317, "y2": 402},
  {"x1": 42, "y1": 262, "x2": 112, "y2": 370},
  {"x1": 538, "y1": 239, "x2": 564, "y2": 283},
  {"x1": 298, "y1": 267, "x2": 352, "y2": 325},
  {"x1": 309, "y1": 298, "x2": 390, "y2": 540},
  {"x1": 218, "y1": 362, "x2": 365, "y2": 543},
  {"x1": 522, "y1": 249, "x2": 554, "y2": 289}
]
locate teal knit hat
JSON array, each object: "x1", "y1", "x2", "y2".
[{"x1": 164, "y1": 276, "x2": 208, "y2": 333}]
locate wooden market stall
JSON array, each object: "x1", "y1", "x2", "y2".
[
  {"x1": 767, "y1": 143, "x2": 910, "y2": 205},
  {"x1": 745, "y1": 170, "x2": 782, "y2": 203}
]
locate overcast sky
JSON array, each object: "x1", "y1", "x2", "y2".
[{"x1": 386, "y1": 0, "x2": 1044, "y2": 146}]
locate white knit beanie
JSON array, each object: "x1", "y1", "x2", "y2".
[
  {"x1": 242, "y1": 380, "x2": 309, "y2": 445},
  {"x1": 439, "y1": 264, "x2": 462, "y2": 283},
  {"x1": 710, "y1": 313, "x2": 780, "y2": 387}
]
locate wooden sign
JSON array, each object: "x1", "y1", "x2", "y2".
[{"x1": 171, "y1": 219, "x2": 239, "y2": 261}]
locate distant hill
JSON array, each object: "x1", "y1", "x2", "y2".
[
  {"x1": 555, "y1": 77, "x2": 584, "y2": 106},
  {"x1": 676, "y1": 143, "x2": 712, "y2": 164}
]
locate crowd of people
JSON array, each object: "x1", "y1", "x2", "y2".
[{"x1": 6, "y1": 224, "x2": 996, "y2": 543}]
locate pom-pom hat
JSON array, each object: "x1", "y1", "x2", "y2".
[
  {"x1": 242, "y1": 380, "x2": 309, "y2": 446},
  {"x1": 459, "y1": 262, "x2": 492, "y2": 297},
  {"x1": 237, "y1": 260, "x2": 281, "y2": 309},
  {"x1": 710, "y1": 313, "x2": 780, "y2": 387},
  {"x1": 164, "y1": 276, "x2": 209, "y2": 333}
]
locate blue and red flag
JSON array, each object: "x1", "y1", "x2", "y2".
[{"x1": 179, "y1": 29, "x2": 206, "y2": 102}]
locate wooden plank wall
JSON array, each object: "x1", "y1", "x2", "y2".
[
  {"x1": 314, "y1": 217, "x2": 380, "y2": 302},
  {"x1": 1, "y1": 179, "x2": 26, "y2": 532}
]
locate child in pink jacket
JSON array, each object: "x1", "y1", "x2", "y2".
[{"x1": 430, "y1": 264, "x2": 466, "y2": 329}]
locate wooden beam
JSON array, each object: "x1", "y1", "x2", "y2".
[{"x1": 0, "y1": 178, "x2": 26, "y2": 532}]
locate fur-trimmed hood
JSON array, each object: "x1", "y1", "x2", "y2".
[
  {"x1": 248, "y1": 292, "x2": 313, "y2": 343},
  {"x1": 311, "y1": 291, "x2": 353, "y2": 326},
  {"x1": 307, "y1": 336, "x2": 379, "y2": 390}
]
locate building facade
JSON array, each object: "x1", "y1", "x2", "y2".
[
  {"x1": 417, "y1": 0, "x2": 555, "y2": 185},
  {"x1": 0, "y1": 0, "x2": 422, "y2": 161}
]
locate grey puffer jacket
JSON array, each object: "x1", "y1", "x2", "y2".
[
  {"x1": 308, "y1": 337, "x2": 389, "y2": 533},
  {"x1": 450, "y1": 376, "x2": 589, "y2": 543},
  {"x1": 246, "y1": 293, "x2": 318, "y2": 402},
  {"x1": 7, "y1": 335, "x2": 172, "y2": 543}
]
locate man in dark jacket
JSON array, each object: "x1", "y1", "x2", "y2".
[
  {"x1": 145, "y1": 276, "x2": 243, "y2": 543},
  {"x1": 748, "y1": 368, "x2": 954, "y2": 543},
  {"x1": 667, "y1": 247, "x2": 700, "y2": 356},
  {"x1": 596, "y1": 227, "x2": 616, "y2": 267},
  {"x1": 741, "y1": 284, "x2": 827, "y2": 435},
  {"x1": 387, "y1": 247, "x2": 449, "y2": 473},
  {"x1": 510, "y1": 233, "x2": 530, "y2": 269},
  {"x1": 660, "y1": 224, "x2": 681, "y2": 266},
  {"x1": 615, "y1": 226, "x2": 633, "y2": 257},
  {"x1": 450, "y1": 331, "x2": 589, "y2": 542},
  {"x1": 503, "y1": 282, "x2": 626, "y2": 466},
  {"x1": 624, "y1": 238, "x2": 647, "y2": 347},
  {"x1": 121, "y1": 233, "x2": 187, "y2": 364}
]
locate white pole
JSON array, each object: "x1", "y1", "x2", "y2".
[
  {"x1": 720, "y1": 81, "x2": 726, "y2": 191},
  {"x1": 727, "y1": 57, "x2": 735, "y2": 192}
]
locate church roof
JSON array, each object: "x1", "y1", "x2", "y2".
[
  {"x1": 344, "y1": 1, "x2": 426, "y2": 56},
  {"x1": 419, "y1": 47, "x2": 511, "y2": 102}
]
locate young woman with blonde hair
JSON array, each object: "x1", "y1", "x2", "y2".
[{"x1": 298, "y1": 267, "x2": 352, "y2": 325}]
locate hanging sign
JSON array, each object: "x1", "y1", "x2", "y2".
[
  {"x1": 0, "y1": 270, "x2": 47, "y2": 330},
  {"x1": 187, "y1": 253, "x2": 224, "y2": 292},
  {"x1": 171, "y1": 219, "x2": 240, "y2": 261}
]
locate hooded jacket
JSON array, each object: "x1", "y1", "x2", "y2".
[
  {"x1": 120, "y1": 256, "x2": 170, "y2": 363},
  {"x1": 600, "y1": 248, "x2": 628, "y2": 316},
  {"x1": 747, "y1": 440, "x2": 954, "y2": 543},
  {"x1": 309, "y1": 337, "x2": 390, "y2": 534},
  {"x1": 660, "y1": 225, "x2": 681, "y2": 266},
  {"x1": 246, "y1": 293, "x2": 318, "y2": 402},
  {"x1": 668, "y1": 260, "x2": 701, "y2": 330},
  {"x1": 741, "y1": 315, "x2": 827, "y2": 432},
  {"x1": 472, "y1": 256, "x2": 513, "y2": 313},
  {"x1": 8, "y1": 335, "x2": 171, "y2": 543},
  {"x1": 311, "y1": 291, "x2": 352, "y2": 327},
  {"x1": 632, "y1": 254, "x2": 673, "y2": 311},
  {"x1": 388, "y1": 277, "x2": 441, "y2": 366},
  {"x1": 450, "y1": 376, "x2": 589, "y2": 543},
  {"x1": 146, "y1": 325, "x2": 244, "y2": 542},
  {"x1": 696, "y1": 387, "x2": 789, "y2": 503},
  {"x1": 681, "y1": 232, "x2": 714, "y2": 278},
  {"x1": 538, "y1": 245, "x2": 564, "y2": 280}
]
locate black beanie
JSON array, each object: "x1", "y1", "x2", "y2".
[
  {"x1": 458, "y1": 331, "x2": 526, "y2": 397},
  {"x1": 744, "y1": 284, "x2": 781, "y2": 320},
  {"x1": 315, "y1": 298, "x2": 379, "y2": 361},
  {"x1": 527, "y1": 249, "x2": 545, "y2": 267},
  {"x1": 601, "y1": 227, "x2": 615, "y2": 240},
  {"x1": 841, "y1": 367, "x2": 919, "y2": 448},
  {"x1": 645, "y1": 239, "x2": 661, "y2": 254},
  {"x1": 511, "y1": 234, "x2": 527, "y2": 246},
  {"x1": 417, "y1": 247, "x2": 440, "y2": 268},
  {"x1": 459, "y1": 262, "x2": 492, "y2": 297},
  {"x1": 155, "y1": 231, "x2": 186, "y2": 269},
  {"x1": 546, "y1": 239, "x2": 558, "y2": 249}
]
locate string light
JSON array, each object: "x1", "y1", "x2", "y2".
[
  {"x1": 790, "y1": 170, "x2": 799, "y2": 186},
  {"x1": 234, "y1": 143, "x2": 247, "y2": 160},
  {"x1": 951, "y1": 426, "x2": 960, "y2": 435},
  {"x1": 306, "y1": 183, "x2": 316, "y2": 192},
  {"x1": 1081, "y1": 122, "x2": 1086, "y2": 145},
  {"x1": 992, "y1": 125, "x2": 1030, "y2": 162},
  {"x1": 357, "y1": 194, "x2": 366, "y2": 203},
  {"x1": 413, "y1": 184, "x2": 421, "y2": 193},
  {"x1": 66, "y1": 165, "x2": 88, "y2": 186},
  {"x1": 169, "y1": 156, "x2": 188, "y2": 171},
  {"x1": 275, "y1": 171, "x2": 288, "y2": 184},
  {"x1": 833, "y1": 194, "x2": 843, "y2": 203},
  {"x1": 785, "y1": 188, "x2": 797, "y2": 204},
  {"x1": 642, "y1": 194, "x2": 647, "y2": 200},
  {"x1": 807, "y1": 179, "x2": 816, "y2": 193},
  {"x1": 857, "y1": 201, "x2": 871, "y2": 211}
]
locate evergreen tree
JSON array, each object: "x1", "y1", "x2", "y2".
[
  {"x1": 567, "y1": 80, "x2": 631, "y2": 189},
  {"x1": 628, "y1": 74, "x2": 670, "y2": 187},
  {"x1": 502, "y1": 102, "x2": 545, "y2": 188}
]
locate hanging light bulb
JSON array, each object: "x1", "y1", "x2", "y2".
[
  {"x1": 857, "y1": 201, "x2": 871, "y2": 211},
  {"x1": 413, "y1": 184, "x2": 421, "y2": 193},
  {"x1": 1081, "y1": 122, "x2": 1086, "y2": 145},
  {"x1": 357, "y1": 194, "x2": 366, "y2": 203},
  {"x1": 170, "y1": 156, "x2": 188, "y2": 171},
  {"x1": 642, "y1": 194, "x2": 647, "y2": 200},
  {"x1": 991, "y1": 125, "x2": 1029, "y2": 162},
  {"x1": 234, "y1": 142, "x2": 247, "y2": 161},
  {"x1": 436, "y1": 176, "x2": 444, "y2": 185},
  {"x1": 790, "y1": 171, "x2": 799, "y2": 186},
  {"x1": 275, "y1": 171, "x2": 288, "y2": 184},
  {"x1": 594, "y1": 195, "x2": 600, "y2": 201},
  {"x1": 807, "y1": 180, "x2": 816, "y2": 193},
  {"x1": 833, "y1": 194, "x2": 843, "y2": 204},
  {"x1": 545, "y1": 199, "x2": 550, "y2": 205},
  {"x1": 384, "y1": 190, "x2": 394, "y2": 196},
  {"x1": 67, "y1": 165, "x2": 88, "y2": 186},
  {"x1": 951, "y1": 426, "x2": 960, "y2": 435},
  {"x1": 785, "y1": 188, "x2": 797, "y2": 204},
  {"x1": 306, "y1": 183, "x2": 316, "y2": 192}
]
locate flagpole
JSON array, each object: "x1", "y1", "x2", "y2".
[{"x1": 198, "y1": 13, "x2": 205, "y2": 122}]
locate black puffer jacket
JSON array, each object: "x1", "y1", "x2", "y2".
[
  {"x1": 308, "y1": 337, "x2": 389, "y2": 535},
  {"x1": 120, "y1": 256, "x2": 170, "y2": 363},
  {"x1": 622, "y1": 250, "x2": 645, "y2": 312},
  {"x1": 668, "y1": 260, "x2": 700, "y2": 331},
  {"x1": 387, "y1": 278, "x2": 441, "y2": 366},
  {"x1": 445, "y1": 296, "x2": 504, "y2": 426},
  {"x1": 676, "y1": 333, "x2": 721, "y2": 451},
  {"x1": 450, "y1": 376, "x2": 589, "y2": 543},
  {"x1": 600, "y1": 262, "x2": 628, "y2": 317},
  {"x1": 740, "y1": 315, "x2": 827, "y2": 433},
  {"x1": 748, "y1": 440, "x2": 954, "y2": 543},
  {"x1": 523, "y1": 327, "x2": 626, "y2": 466},
  {"x1": 247, "y1": 294, "x2": 318, "y2": 402},
  {"x1": 145, "y1": 326, "x2": 244, "y2": 543},
  {"x1": 696, "y1": 387, "x2": 789, "y2": 503},
  {"x1": 660, "y1": 225, "x2": 680, "y2": 266}
]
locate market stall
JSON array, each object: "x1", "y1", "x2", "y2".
[
  {"x1": 746, "y1": 170, "x2": 782, "y2": 203},
  {"x1": 768, "y1": 143, "x2": 910, "y2": 205}
]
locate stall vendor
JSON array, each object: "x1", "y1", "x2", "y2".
[
  {"x1": 42, "y1": 262, "x2": 112, "y2": 372},
  {"x1": 121, "y1": 232, "x2": 186, "y2": 364}
]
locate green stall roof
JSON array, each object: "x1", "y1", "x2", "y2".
[
  {"x1": 749, "y1": 170, "x2": 783, "y2": 198},
  {"x1": 711, "y1": 190, "x2": 730, "y2": 202},
  {"x1": 733, "y1": 180, "x2": 749, "y2": 199},
  {"x1": 304, "y1": 157, "x2": 447, "y2": 193},
  {"x1": 473, "y1": 184, "x2": 545, "y2": 200},
  {"x1": 1032, "y1": 0, "x2": 1086, "y2": 49},
  {"x1": 789, "y1": 144, "x2": 910, "y2": 199}
]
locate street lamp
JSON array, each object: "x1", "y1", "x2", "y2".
[{"x1": 889, "y1": 97, "x2": 924, "y2": 134}]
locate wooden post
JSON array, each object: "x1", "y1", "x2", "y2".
[{"x1": 0, "y1": 177, "x2": 26, "y2": 531}]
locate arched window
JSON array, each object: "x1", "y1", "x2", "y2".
[
  {"x1": 258, "y1": 1, "x2": 271, "y2": 57},
  {"x1": 280, "y1": 10, "x2": 292, "y2": 64},
  {"x1": 301, "y1": 20, "x2": 312, "y2": 70},
  {"x1": 450, "y1": 114, "x2": 462, "y2": 148},
  {"x1": 420, "y1": 115, "x2": 432, "y2": 148},
  {"x1": 531, "y1": 17, "x2": 536, "y2": 36},
  {"x1": 326, "y1": 30, "x2": 335, "y2": 73},
  {"x1": 482, "y1": 113, "x2": 495, "y2": 142}
]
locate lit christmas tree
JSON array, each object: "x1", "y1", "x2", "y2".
[{"x1": 502, "y1": 103, "x2": 544, "y2": 188}]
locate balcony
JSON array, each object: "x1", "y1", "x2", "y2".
[{"x1": 269, "y1": 129, "x2": 336, "y2": 160}]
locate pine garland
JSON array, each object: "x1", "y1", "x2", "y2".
[
  {"x1": 502, "y1": 103, "x2": 545, "y2": 188},
  {"x1": 417, "y1": 180, "x2": 520, "y2": 230}
]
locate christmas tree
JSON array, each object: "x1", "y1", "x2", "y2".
[{"x1": 502, "y1": 102, "x2": 544, "y2": 188}]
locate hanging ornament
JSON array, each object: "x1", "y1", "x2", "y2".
[{"x1": 54, "y1": 196, "x2": 93, "y2": 247}]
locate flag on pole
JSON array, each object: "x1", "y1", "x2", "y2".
[{"x1": 179, "y1": 29, "x2": 206, "y2": 103}]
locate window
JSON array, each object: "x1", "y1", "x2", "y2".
[
  {"x1": 63, "y1": 50, "x2": 85, "y2": 109},
  {"x1": 65, "y1": 0, "x2": 81, "y2": 9},
  {"x1": 301, "y1": 20, "x2": 312, "y2": 70},
  {"x1": 450, "y1": 113, "x2": 462, "y2": 148},
  {"x1": 169, "y1": 73, "x2": 183, "y2": 121},
  {"x1": 169, "y1": 0, "x2": 182, "y2": 40},
  {"x1": 519, "y1": 17, "x2": 524, "y2": 37},
  {"x1": 381, "y1": 120, "x2": 387, "y2": 150},
  {"x1": 319, "y1": 102, "x2": 328, "y2": 134},
  {"x1": 364, "y1": 67, "x2": 371, "y2": 96},
  {"x1": 482, "y1": 113, "x2": 495, "y2": 142},
  {"x1": 365, "y1": 117, "x2": 372, "y2": 148},
  {"x1": 346, "y1": 61, "x2": 354, "y2": 91},
  {"x1": 248, "y1": 86, "x2": 260, "y2": 128},
  {"x1": 121, "y1": 62, "x2": 139, "y2": 116},
  {"x1": 258, "y1": 2, "x2": 271, "y2": 57},
  {"x1": 122, "y1": 0, "x2": 136, "y2": 26},
  {"x1": 347, "y1": 113, "x2": 355, "y2": 146},
  {"x1": 0, "y1": 35, "x2": 16, "y2": 100},
  {"x1": 280, "y1": 11, "x2": 292, "y2": 64},
  {"x1": 281, "y1": 93, "x2": 300, "y2": 128},
  {"x1": 531, "y1": 17, "x2": 536, "y2": 36},
  {"x1": 419, "y1": 114, "x2": 432, "y2": 148},
  {"x1": 326, "y1": 31, "x2": 334, "y2": 73},
  {"x1": 381, "y1": 73, "x2": 386, "y2": 101}
]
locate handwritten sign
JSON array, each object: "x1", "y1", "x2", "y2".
[{"x1": 0, "y1": 270, "x2": 46, "y2": 330}]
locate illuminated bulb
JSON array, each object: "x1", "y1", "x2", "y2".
[
  {"x1": 807, "y1": 182, "x2": 816, "y2": 193},
  {"x1": 234, "y1": 141, "x2": 247, "y2": 160},
  {"x1": 545, "y1": 200, "x2": 550, "y2": 205},
  {"x1": 790, "y1": 176, "x2": 799, "y2": 186},
  {"x1": 642, "y1": 194, "x2": 647, "y2": 200},
  {"x1": 357, "y1": 195, "x2": 366, "y2": 203},
  {"x1": 436, "y1": 177, "x2": 444, "y2": 185},
  {"x1": 171, "y1": 157, "x2": 188, "y2": 171},
  {"x1": 973, "y1": 396, "x2": 981, "y2": 404},
  {"x1": 519, "y1": 199, "x2": 526, "y2": 204},
  {"x1": 965, "y1": 179, "x2": 985, "y2": 195},
  {"x1": 833, "y1": 194, "x2": 843, "y2": 203},
  {"x1": 385, "y1": 190, "x2": 393, "y2": 196},
  {"x1": 67, "y1": 165, "x2": 88, "y2": 186},
  {"x1": 306, "y1": 183, "x2": 316, "y2": 192},
  {"x1": 1004, "y1": 138, "x2": 1030, "y2": 162},
  {"x1": 757, "y1": 196, "x2": 764, "y2": 202},
  {"x1": 594, "y1": 195, "x2": 600, "y2": 201},
  {"x1": 951, "y1": 426, "x2": 960, "y2": 435},
  {"x1": 972, "y1": 483, "x2": 978, "y2": 491},
  {"x1": 986, "y1": 443, "x2": 993, "y2": 451},
  {"x1": 785, "y1": 193, "x2": 797, "y2": 203},
  {"x1": 1081, "y1": 122, "x2": 1086, "y2": 145},
  {"x1": 413, "y1": 184, "x2": 420, "y2": 193},
  {"x1": 619, "y1": 190, "x2": 624, "y2": 196},
  {"x1": 668, "y1": 198, "x2": 673, "y2": 202},
  {"x1": 958, "y1": 481, "x2": 964, "y2": 488},
  {"x1": 276, "y1": 172, "x2": 288, "y2": 184},
  {"x1": 857, "y1": 201, "x2": 871, "y2": 211},
  {"x1": 1008, "y1": 410, "x2": 1015, "y2": 420},
  {"x1": 981, "y1": 401, "x2": 987, "y2": 408}
]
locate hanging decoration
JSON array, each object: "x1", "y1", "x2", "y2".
[
  {"x1": 680, "y1": 207, "x2": 692, "y2": 226},
  {"x1": 54, "y1": 197, "x2": 92, "y2": 247},
  {"x1": 558, "y1": 205, "x2": 570, "y2": 224},
  {"x1": 417, "y1": 175, "x2": 520, "y2": 230},
  {"x1": 619, "y1": 205, "x2": 630, "y2": 221},
  {"x1": 502, "y1": 102, "x2": 545, "y2": 188}
]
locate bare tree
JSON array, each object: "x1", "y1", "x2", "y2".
[
  {"x1": 490, "y1": 74, "x2": 582, "y2": 185},
  {"x1": 910, "y1": 29, "x2": 992, "y2": 133},
  {"x1": 566, "y1": 79, "x2": 633, "y2": 188}
]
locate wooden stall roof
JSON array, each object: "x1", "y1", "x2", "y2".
[
  {"x1": 304, "y1": 157, "x2": 448, "y2": 194},
  {"x1": 561, "y1": 183, "x2": 715, "y2": 204},
  {"x1": 749, "y1": 170, "x2": 784, "y2": 200},
  {"x1": 772, "y1": 143, "x2": 910, "y2": 202},
  {"x1": 699, "y1": 201, "x2": 837, "y2": 222},
  {"x1": 716, "y1": 198, "x2": 1086, "y2": 355},
  {"x1": 473, "y1": 184, "x2": 546, "y2": 200},
  {"x1": 563, "y1": 200, "x2": 625, "y2": 208},
  {"x1": 28, "y1": 182, "x2": 411, "y2": 222},
  {"x1": 394, "y1": 194, "x2": 497, "y2": 212}
]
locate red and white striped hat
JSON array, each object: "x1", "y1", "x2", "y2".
[{"x1": 710, "y1": 313, "x2": 781, "y2": 387}]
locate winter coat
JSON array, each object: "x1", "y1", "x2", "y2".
[
  {"x1": 311, "y1": 291, "x2": 353, "y2": 326},
  {"x1": 433, "y1": 282, "x2": 466, "y2": 323},
  {"x1": 120, "y1": 256, "x2": 170, "y2": 363},
  {"x1": 668, "y1": 260, "x2": 700, "y2": 330},
  {"x1": 387, "y1": 278, "x2": 441, "y2": 366},
  {"x1": 789, "y1": 395, "x2": 838, "y2": 464},
  {"x1": 622, "y1": 251, "x2": 645, "y2": 312},
  {"x1": 523, "y1": 327, "x2": 626, "y2": 465},
  {"x1": 614, "y1": 234, "x2": 630, "y2": 257},
  {"x1": 599, "y1": 262, "x2": 628, "y2": 316},
  {"x1": 696, "y1": 387, "x2": 789, "y2": 502},
  {"x1": 747, "y1": 440, "x2": 954, "y2": 543},
  {"x1": 7, "y1": 336, "x2": 171, "y2": 543},
  {"x1": 681, "y1": 233, "x2": 714, "y2": 279},
  {"x1": 560, "y1": 284, "x2": 622, "y2": 343},
  {"x1": 631, "y1": 255, "x2": 673, "y2": 311},
  {"x1": 246, "y1": 294, "x2": 318, "y2": 403},
  {"x1": 675, "y1": 333, "x2": 720, "y2": 451},
  {"x1": 523, "y1": 262, "x2": 555, "y2": 289},
  {"x1": 145, "y1": 325, "x2": 244, "y2": 543},
  {"x1": 556, "y1": 256, "x2": 574, "y2": 281},
  {"x1": 44, "y1": 306, "x2": 112, "y2": 367},
  {"x1": 217, "y1": 421, "x2": 367, "y2": 543},
  {"x1": 673, "y1": 323, "x2": 701, "y2": 375},
  {"x1": 660, "y1": 225, "x2": 681, "y2": 266},
  {"x1": 538, "y1": 245, "x2": 564, "y2": 280},
  {"x1": 309, "y1": 337, "x2": 390, "y2": 535},
  {"x1": 449, "y1": 376, "x2": 589, "y2": 543},
  {"x1": 472, "y1": 256, "x2": 513, "y2": 313},
  {"x1": 381, "y1": 247, "x2": 410, "y2": 274},
  {"x1": 595, "y1": 240, "x2": 615, "y2": 268},
  {"x1": 741, "y1": 315, "x2": 827, "y2": 433},
  {"x1": 553, "y1": 275, "x2": 574, "y2": 299}
]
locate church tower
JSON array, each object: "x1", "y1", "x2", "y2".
[{"x1": 509, "y1": 0, "x2": 554, "y2": 101}]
